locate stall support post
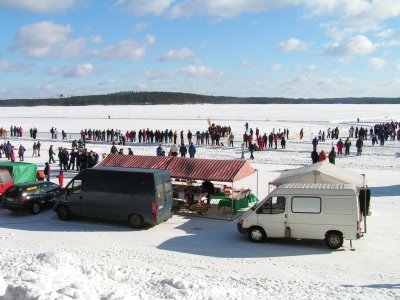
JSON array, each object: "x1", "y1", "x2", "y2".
[
  {"x1": 363, "y1": 174, "x2": 367, "y2": 234},
  {"x1": 256, "y1": 169, "x2": 259, "y2": 200},
  {"x1": 231, "y1": 181, "x2": 234, "y2": 220}
]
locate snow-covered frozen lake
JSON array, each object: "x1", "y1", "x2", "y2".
[{"x1": 0, "y1": 104, "x2": 399, "y2": 299}]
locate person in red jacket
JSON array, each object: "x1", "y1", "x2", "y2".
[
  {"x1": 318, "y1": 150, "x2": 327, "y2": 161},
  {"x1": 273, "y1": 134, "x2": 279, "y2": 149},
  {"x1": 56, "y1": 170, "x2": 64, "y2": 187},
  {"x1": 336, "y1": 138, "x2": 344, "y2": 156}
]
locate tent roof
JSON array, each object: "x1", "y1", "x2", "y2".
[
  {"x1": 97, "y1": 154, "x2": 256, "y2": 182},
  {"x1": 98, "y1": 154, "x2": 170, "y2": 170},
  {"x1": 270, "y1": 161, "x2": 365, "y2": 188}
]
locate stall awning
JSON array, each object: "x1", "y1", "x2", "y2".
[
  {"x1": 97, "y1": 154, "x2": 256, "y2": 182},
  {"x1": 270, "y1": 161, "x2": 365, "y2": 188},
  {"x1": 98, "y1": 154, "x2": 171, "y2": 170}
]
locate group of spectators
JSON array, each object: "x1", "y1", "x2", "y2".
[
  {"x1": 49, "y1": 144, "x2": 99, "y2": 172},
  {"x1": 2, "y1": 120, "x2": 399, "y2": 171},
  {"x1": 80, "y1": 124, "x2": 232, "y2": 147}
]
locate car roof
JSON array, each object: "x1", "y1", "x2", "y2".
[{"x1": 12, "y1": 181, "x2": 59, "y2": 188}]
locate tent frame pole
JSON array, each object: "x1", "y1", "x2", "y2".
[
  {"x1": 231, "y1": 181, "x2": 234, "y2": 220},
  {"x1": 256, "y1": 169, "x2": 259, "y2": 200},
  {"x1": 363, "y1": 174, "x2": 367, "y2": 234}
]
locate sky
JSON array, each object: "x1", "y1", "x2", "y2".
[{"x1": 0, "y1": 0, "x2": 400, "y2": 100}]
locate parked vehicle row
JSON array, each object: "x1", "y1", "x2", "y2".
[
  {"x1": 1, "y1": 165, "x2": 364, "y2": 249},
  {"x1": 1, "y1": 167, "x2": 174, "y2": 229}
]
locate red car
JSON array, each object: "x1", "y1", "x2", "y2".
[{"x1": 0, "y1": 170, "x2": 13, "y2": 199}]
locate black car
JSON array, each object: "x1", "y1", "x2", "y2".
[{"x1": 1, "y1": 181, "x2": 63, "y2": 215}]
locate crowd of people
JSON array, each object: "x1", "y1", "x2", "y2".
[
  {"x1": 1, "y1": 121, "x2": 399, "y2": 177},
  {"x1": 79, "y1": 124, "x2": 232, "y2": 147}
]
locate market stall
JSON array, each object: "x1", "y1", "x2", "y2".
[{"x1": 98, "y1": 154, "x2": 259, "y2": 219}]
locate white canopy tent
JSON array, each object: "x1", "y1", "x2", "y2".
[{"x1": 270, "y1": 161, "x2": 366, "y2": 189}]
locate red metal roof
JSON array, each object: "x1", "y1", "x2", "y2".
[
  {"x1": 98, "y1": 154, "x2": 171, "y2": 169},
  {"x1": 97, "y1": 154, "x2": 256, "y2": 182}
]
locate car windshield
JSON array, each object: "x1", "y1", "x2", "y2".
[{"x1": 5, "y1": 186, "x2": 38, "y2": 197}]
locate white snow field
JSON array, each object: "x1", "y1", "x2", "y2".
[{"x1": 0, "y1": 104, "x2": 399, "y2": 300}]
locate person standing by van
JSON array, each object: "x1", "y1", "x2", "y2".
[{"x1": 44, "y1": 162, "x2": 50, "y2": 181}]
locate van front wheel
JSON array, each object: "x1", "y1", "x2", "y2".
[
  {"x1": 57, "y1": 205, "x2": 71, "y2": 221},
  {"x1": 325, "y1": 232, "x2": 343, "y2": 249},
  {"x1": 128, "y1": 214, "x2": 144, "y2": 229},
  {"x1": 248, "y1": 227, "x2": 266, "y2": 243}
]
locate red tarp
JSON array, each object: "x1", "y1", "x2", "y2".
[{"x1": 97, "y1": 154, "x2": 256, "y2": 182}]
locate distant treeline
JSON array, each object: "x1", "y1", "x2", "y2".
[{"x1": 0, "y1": 91, "x2": 399, "y2": 106}]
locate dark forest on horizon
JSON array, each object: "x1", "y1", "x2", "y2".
[{"x1": 0, "y1": 91, "x2": 399, "y2": 106}]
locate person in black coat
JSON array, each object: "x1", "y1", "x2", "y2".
[
  {"x1": 312, "y1": 137, "x2": 318, "y2": 151},
  {"x1": 311, "y1": 150, "x2": 319, "y2": 163},
  {"x1": 249, "y1": 143, "x2": 255, "y2": 160},
  {"x1": 202, "y1": 180, "x2": 215, "y2": 205},
  {"x1": 179, "y1": 144, "x2": 187, "y2": 157},
  {"x1": 328, "y1": 147, "x2": 336, "y2": 164}
]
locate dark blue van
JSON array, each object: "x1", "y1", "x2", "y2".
[{"x1": 54, "y1": 167, "x2": 173, "y2": 228}]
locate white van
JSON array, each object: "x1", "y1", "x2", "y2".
[{"x1": 237, "y1": 183, "x2": 363, "y2": 249}]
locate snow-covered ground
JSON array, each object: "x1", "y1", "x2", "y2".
[{"x1": 0, "y1": 104, "x2": 399, "y2": 299}]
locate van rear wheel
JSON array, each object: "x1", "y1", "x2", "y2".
[
  {"x1": 128, "y1": 214, "x2": 144, "y2": 229},
  {"x1": 248, "y1": 227, "x2": 266, "y2": 243},
  {"x1": 57, "y1": 205, "x2": 71, "y2": 221},
  {"x1": 325, "y1": 232, "x2": 343, "y2": 249}
]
